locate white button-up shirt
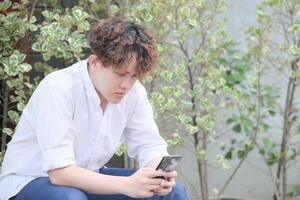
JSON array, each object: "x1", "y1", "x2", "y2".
[{"x1": 0, "y1": 60, "x2": 168, "y2": 200}]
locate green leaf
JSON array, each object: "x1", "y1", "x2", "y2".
[
  {"x1": 213, "y1": 154, "x2": 223, "y2": 166},
  {"x1": 111, "y1": 4, "x2": 119, "y2": 14},
  {"x1": 226, "y1": 117, "x2": 237, "y2": 124},
  {"x1": 233, "y1": 124, "x2": 242, "y2": 133},
  {"x1": 115, "y1": 144, "x2": 126, "y2": 156},
  {"x1": 18, "y1": 63, "x2": 32, "y2": 73},
  {"x1": 268, "y1": 109, "x2": 276, "y2": 116},
  {"x1": 41, "y1": 42, "x2": 48, "y2": 52},
  {"x1": 230, "y1": 139, "x2": 236, "y2": 144},
  {"x1": 222, "y1": 160, "x2": 231, "y2": 169},
  {"x1": 255, "y1": 27, "x2": 262, "y2": 36},
  {"x1": 289, "y1": 70, "x2": 297, "y2": 79},
  {"x1": 177, "y1": 114, "x2": 192, "y2": 124},
  {"x1": 188, "y1": 19, "x2": 197, "y2": 27},
  {"x1": 41, "y1": 10, "x2": 51, "y2": 19},
  {"x1": 4, "y1": 64, "x2": 18, "y2": 76},
  {"x1": 42, "y1": 53, "x2": 51, "y2": 61},
  {"x1": 17, "y1": 102, "x2": 25, "y2": 111},
  {"x1": 197, "y1": 149, "x2": 207, "y2": 160},
  {"x1": 262, "y1": 123, "x2": 270, "y2": 131},
  {"x1": 9, "y1": 51, "x2": 26, "y2": 67},
  {"x1": 3, "y1": 46, "x2": 13, "y2": 55},
  {"x1": 238, "y1": 149, "x2": 246, "y2": 159},
  {"x1": 6, "y1": 12, "x2": 17, "y2": 22},
  {"x1": 142, "y1": 13, "x2": 153, "y2": 22},
  {"x1": 14, "y1": 23, "x2": 27, "y2": 37},
  {"x1": 32, "y1": 42, "x2": 42, "y2": 52},
  {"x1": 9, "y1": 54, "x2": 20, "y2": 68},
  {"x1": 263, "y1": 138, "x2": 270, "y2": 145},
  {"x1": 30, "y1": 16, "x2": 37, "y2": 24},
  {"x1": 11, "y1": 2, "x2": 22, "y2": 10},
  {"x1": 53, "y1": 13, "x2": 60, "y2": 21},
  {"x1": 289, "y1": 46, "x2": 300, "y2": 56},
  {"x1": 196, "y1": 0, "x2": 207, "y2": 7},
  {"x1": 0, "y1": 29, "x2": 10, "y2": 42},
  {"x1": 6, "y1": 79, "x2": 18, "y2": 88},
  {"x1": 72, "y1": 9, "x2": 83, "y2": 20},
  {"x1": 186, "y1": 125, "x2": 198, "y2": 134},
  {"x1": 78, "y1": 21, "x2": 90, "y2": 32},
  {"x1": 179, "y1": 6, "x2": 190, "y2": 19},
  {"x1": 225, "y1": 150, "x2": 232, "y2": 160},
  {"x1": 29, "y1": 24, "x2": 38, "y2": 32},
  {"x1": 266, "y1": 153, "x2": 278, "y2": 166},
  {"x1": 72, "y1": 8, "x2": 89, "y2": 20},
  {"x1": 166, "y1": 133, "x2": 181, "y2": 146},
  {"x1": 2, "y1": 128, "x2": 13, "y2": 136},
  {"x1": 8, "y1": 110, "x2": 19, "y2": 124},
  {"x1": 243, "y1": 118, "x2": 253, "y2": 129},
  {"x1": 259, "y1": 149, "x2": 265, "y2": 156},
  {"x1": 0, "y1": 0, "x2": 12, "y2": 11}
]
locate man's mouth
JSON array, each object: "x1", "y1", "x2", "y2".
[{"x1": 115, "y1": 92, "x2": 125, "y2": 97}]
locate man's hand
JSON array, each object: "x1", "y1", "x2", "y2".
[
  {"x1": 153, "y1": 171, "x2": 177, "y2": 196},
  {"x1": 123, "y1": 167, "x2": 167, "y2": 198}
]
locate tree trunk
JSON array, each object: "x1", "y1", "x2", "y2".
[
  {"x1": 1, "y1": 83, "x2": 9, "y2": 152},
  {"x1": 275, "y1": 59, "x2": 298, "y2": 200},
  {"x1": 195, "y1": 132, "x2": 209, "y2": 200}
]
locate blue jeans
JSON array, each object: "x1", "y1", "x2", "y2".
[{"x1": 12, "y1": 167, "x2": 188, "y2": 200}]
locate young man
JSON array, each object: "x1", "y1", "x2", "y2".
[{"x1": 0, "y1": 17, "x2": 188, "y2": 200}]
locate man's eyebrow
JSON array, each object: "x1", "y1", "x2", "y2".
[{"x1": 115, "y1": 69, "x2": 137, "y2": 76}]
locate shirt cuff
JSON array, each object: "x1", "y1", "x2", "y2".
[
  {"x1": 138, "y1": 147, "x2": 169, "y2": 168},
  {"x1": 41, "y1": 147, "x2": 76, "y2": 172}
]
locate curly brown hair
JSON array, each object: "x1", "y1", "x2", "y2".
[{"x1": 88, "y1": 17, "x2": 158, "y2": 78}]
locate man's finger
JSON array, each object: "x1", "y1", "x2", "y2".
[
  {"x1": 148, "y1": 178, "x2": 165, "y2": 185},
  {"x1": 148, "y1": 184, "x2": 161, "y2": 191},
  {"x1": 149, "y1": 170, "x2": 167, "y2": 178},
  {"x1": 165, "y1": 171, "x2": 177, "y2": 178},
  {"x1": 154, "y1": 187, "x2": 172, "y2": 196},
  {"x1": 160, "y1": 180, "x2": 176, "y2": 188}
]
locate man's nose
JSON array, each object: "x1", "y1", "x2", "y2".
[{"x1": 120, "y1": 76, "x2": 133, "y2": 89}]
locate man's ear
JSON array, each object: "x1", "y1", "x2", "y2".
[{"x1": 88, "y1": 55, "x2": 99, "y2": 68}]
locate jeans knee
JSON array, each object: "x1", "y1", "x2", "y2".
[
  {"x1": 170, "y1": 181, "x2": 188, "y2": 200},
  {"x1": 63, "y1": 189, "x2": 88, "y2": 200}
]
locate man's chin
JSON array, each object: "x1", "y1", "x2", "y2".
[{"x1": 109, "y1": 97, "x2": 123, "y2": 104}]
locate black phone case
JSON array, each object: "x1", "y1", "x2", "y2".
[{"x1": 155, "y1": 155, "x2": 182, "y2": 178}]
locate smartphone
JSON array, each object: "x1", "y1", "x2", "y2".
[{"x1": 155, "y1": 155, "x2": 182, "y2": 172}]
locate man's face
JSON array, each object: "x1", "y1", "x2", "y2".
[{"x1": 88, "y1": 54, "x2": 139, "y2": 104}]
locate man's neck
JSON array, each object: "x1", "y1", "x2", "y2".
[
  {"x1": 96, "y1": 91, "x2": 107, "y2": 111},
  {"x1": 100, "y1": 98, "x2": 107, "y2": 111}
]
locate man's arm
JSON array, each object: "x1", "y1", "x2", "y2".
[
  {"x1": 145, "y1": 156, "x2": 163, "y2": 169},
  {"x1": 48, "y1": 165, "x2": 126, "y2": 194},
  {"x1": 48, "y1": 164, "x2": 167, "y2": 198}
]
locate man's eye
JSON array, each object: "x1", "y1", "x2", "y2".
[{"x1": 117, "y1": 72, "x2": 126, "y2": 76}]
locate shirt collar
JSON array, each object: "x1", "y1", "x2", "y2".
[{"x1": 81, "y1": 59, "x2": 101, "y2": 106}]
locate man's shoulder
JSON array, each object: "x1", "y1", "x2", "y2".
[
  {"x1": 43, "y1": 60, "x2": 85, "y2": 90},
  {"x1": 122, "y1": 81, "x2": 149, "y2": 111},
  {"x1": 128, "y1": 81, "x2": 147, "y2": 99}
]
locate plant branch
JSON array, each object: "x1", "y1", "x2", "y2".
[
  {"x1": 1, "y1": 83, "x2": 9, "y2": 153},
  {"x1": 255, "y1": 142, "x2": 280, "y2": 200},
  {"x1": 217, "y1": 32, "x2": 264, "y2": 199},
  {"x1": 29, "y1": 0, "x2": 38, "y2": 23},
  {"x1": 8, "y1": 105, "x2": 17, "y2": 111},
  {"x1": 275, "y1": 58, "x2": 298, "y2": 200}
]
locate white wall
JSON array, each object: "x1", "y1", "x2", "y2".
[{"x1": 171, "y1": 0, "x2": 300, "y2": 199}]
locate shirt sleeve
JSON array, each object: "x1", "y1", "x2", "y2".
[
  {"x1": 35, "y1": 78, "x2": 76, "y2": 172},
  {"x1": 124, "y1": 86, "x2": 169, "y2": 167}
]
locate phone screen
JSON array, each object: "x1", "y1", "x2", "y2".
[{"x1": 155, "y1": 155, "x2": 182, "y2": 172}]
